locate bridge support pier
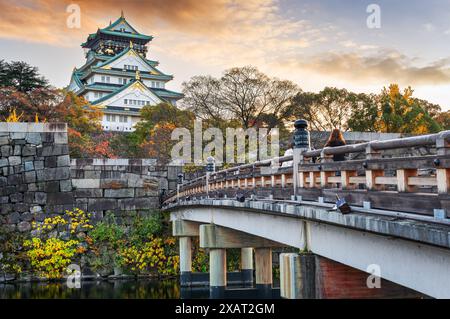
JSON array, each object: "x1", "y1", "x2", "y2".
[
  {"x1": 280, "y1": 253, "x2": 316, "y2": 299},
  {"x1": 179, "y1": 237, "x2": 192, "y2": 286},
  {"x1": 172, "y1": 220, "x2": 200, "y2": 287},
  {"x1": 241, "y1": 248, "x2": 254, "y2": 286},
  {"x1": 255, "y1": 248, "x2": 273, "y2": 299},
  {"x1": 210, "y1": 248, "x2": 227, "y2": 299}
]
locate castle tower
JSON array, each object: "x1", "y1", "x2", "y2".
[{"x1": 68, "y1": 13, "x2": 183, "y2": 132}]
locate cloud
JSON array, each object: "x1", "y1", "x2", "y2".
[
  {"x1": 280, "y1": 50, "x2": 450, "y2": 86},
  {"x1": 0, "y1": 0, "x2": 244, "y2": 46}
]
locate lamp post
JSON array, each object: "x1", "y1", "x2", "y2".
[
  {"x1": 293, "y1": 120, "x2": 311, "y2": 200},
  {"x1": 177, "y1": 173, "x2": 184, "y2": 202},
  {"x1": 206, "y1": 156, "x2": 215, "y2": 198}
]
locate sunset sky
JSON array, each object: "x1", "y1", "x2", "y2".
[{"x1": 1, "y1": 0, "x2": 450, "y2": 109}]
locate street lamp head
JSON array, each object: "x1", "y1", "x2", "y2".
[
  {"x1": 206, "y1": 156, "x2": 215, "y2": 173},
  {"x1": 177, "y1": 173, "x2": 184, "y2": 184},
  {"x1": 293, "y1": 119, "x2": 310, "y2": 150},
  {"x1": 294, "y1": 119, "x2": 308, "y2": 130}
]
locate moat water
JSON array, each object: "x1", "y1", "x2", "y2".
[{"x1": 0, "y1": 279, "x2": 196, "y2": 299}]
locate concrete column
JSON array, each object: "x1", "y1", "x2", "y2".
[
  {"x1": 210, "y1": 248, "x2": 227, "y2": 299},
  {"x1": 241, "y1": 248, "x2": 254, "y2": 286},
  {"x1": 179, "y1": 237, "x2": 192, "y2": 287},
  {"x1": 280, "y1": 253, "x2": 316, "y2": 299},
  {"x1": 255, "y1": 248, "x2": 272, "y2": 299}
]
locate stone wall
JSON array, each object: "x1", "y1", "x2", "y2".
[
  {"x1": 0, "y1": 123, "x2": 184, "y2": 231},
  {"x1": 70, "y1": 159, "x2": 182, "y2": 223},
  {"x1": 0, "y1": 123, "x2": 73, "y2": 233}
]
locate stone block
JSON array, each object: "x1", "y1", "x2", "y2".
[
  {"x1": 39, "y1": 144, "x2": 69, "y2": 157},
  {"x1": 8, "y1": 156, "x2": 21, "y2": 166},
  {"x1": 25, "y1": 132, "x2": 42, "y2": 145},
  {"x1": 54, "y1": 132, "x2": 68, "y2": 144},
  {"x1": 118, "y1": 198, "x2": 159, "y2": 211},
  {"x1": 13, "y1": 145, "x2": 21, "y2": 156},
  {"x1": 100, "y1": 179, "x2": 127, "y2": 189},
  {"x1": 34, "y1": 161, "x2": 44, "y2": 170},
  {"x1": 44, "y1": 181, "x2": 60, "y2": 192},
  {"x1": 74, "y1": 188, "x2": 103, "y2": 198},
  {"x1": 88, "y1": 198, "x2": 118, "y2": 211},
  {"x1": 22, "y1": 145, "x2": 36, "y2": 156},
  {"x1": 0, "y1": 136, "x2": 9, "y2": 145},
  {"x1": 60, "y1": 180, "x2": 72, "y2": 192},
  {"x1": 72, "y1": 179, "x2": 100, "y2": 189},
  {"x1": 57, "y1": 155, "x2": 70, "y2": 167},
  {"x1": 1, "y1": 204, "x2": 13, "y2": 215},
  {"x1": 7, "y1": 174, "x2": 22, "y2": 185},
  {"x1": 0, "y1": 177, "x2": 6, "y2": 187},
  {"x1": 41, "y1": 132, "x2": 54, "y2": 143},
  {"x1": 14, "y1": 203, "x2": 28, "y2": 213},
  {"x1": 36, "y1": 167, "x2": 70, "y2": 181},
  {"x1": 18, "y1": 221, "x2": 31, "y2": 232},
  {"x1": 35, "y1": 192, "x2": 47, "y2": 205},
  {"x1": 1, "y1": 145, "x2": 12, "y2": 157},
  {"x1": 135, "y1": 188, "x2": 159, "y2": 197},
  {"x1": 45, "y1": 156, "x2": 57, "y2": 168},
  {"x1": 6, "y1": 212, "x2": 20, "y2": 224},
  {"x1": 10, "y1": 193, "x2": 23, "y2": 203},
  {"x1": 0, "y1": 196, "x2": 8, "y2": 204},
  {"x1": 25, "y1": 171, "x2": 36, "y2": 183},
  {"x1": 24, "y1": 192, "x2": 34, "y2": 203},
  {"x1": 127, "y1": 174, "x2": 143, "y2": 187},
  {"x1": 47, "y1": 192, "x2": 74, "y2": 205},
  {"x1": 24, "y1": 161, "x2": 34, "y2": 172},
  {"x1": 10, "y1": 132, "x2": 26, "y2": 140},
  {"x1": 20, "y1": 212, "x2": 33, "y2": 222},
  {"x1": 0, "y1": 158, "x2": 8, "y2": 167},
  {"x1": 104, "y1": 188, "x2": 135, "y2": 198},
  {"x1": 84, "y1": 170, "x2": 101, "y2": 179}
]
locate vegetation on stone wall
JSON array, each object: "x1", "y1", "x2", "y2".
[{"x1": 0, "y1": 208, "x2": 216, "y2": 281}]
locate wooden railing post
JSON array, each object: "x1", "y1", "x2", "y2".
[
  {"x1": 341, "y1": 171, "x2": 356, "y2": 190},
  {"x1": 436, "y1": 136, "x2": 450, "y2": 194},
  {"x1": 397, "y1": 169, "x2": 417, "y2": 192},
  {"x1": 365, "y1": 145, "x2": 383, "y2": 190}
]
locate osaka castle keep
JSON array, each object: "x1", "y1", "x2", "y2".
[{"x1": 68, "y1": 12, "x2": 183, "y2": 132}]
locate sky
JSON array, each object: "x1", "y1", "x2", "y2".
[{"x1": 1, "y1": 0, "x2": 450, "y2": 109}]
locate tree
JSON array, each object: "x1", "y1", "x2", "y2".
[
  {"x1": 181, "y1": 66, "x2": 298, "y2": 130},
  {"x1": 129, "y1": 103, "x2": 195, "y2": 162},
  {"x1": 378, "y1": 84, "x2": 441, "y2": 134},
  {"x1": 435, "y1": 111, "x2": 450, "y2": 130},
  {"x1": 0, "y1": 60, "x2": 48, "y2": 93},
  {"x1": 181, "y1": 75, "x2": 225, "y2": 126},
  {"x1": 347, "y1": 93, "x2": 379, "y2": 132},
  {"x1": 288, "y1": 87, "x2": 353, "y2": 131}
]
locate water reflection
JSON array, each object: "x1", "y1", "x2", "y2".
[{"x1": 0, "y1": 279, "x2": 189, "y2": 299}]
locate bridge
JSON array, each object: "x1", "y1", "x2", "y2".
[{"x1": 163, "y1": 122, "x2": 450, "y2": 299}]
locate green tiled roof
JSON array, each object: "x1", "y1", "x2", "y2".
[
  {"x1": 89, "y1": 79, "x2": 183, "y2": 106},
  {"x1": 81, "y1": 16, "x2": 152, "y2": 47},
  {"x1": 152, "y1": 88, "x2": 184, "y2": 99}
]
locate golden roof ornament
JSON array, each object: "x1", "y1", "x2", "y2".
[
  {"x1": 130, "y1": 40, "x2": 133, "y2": 48},
  {"x1": 135, "y1": 70, "x2": 141, "y2": 81}
]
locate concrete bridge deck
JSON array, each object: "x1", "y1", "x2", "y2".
[{"x1": 163, "y1": 126, "x2": 450, "y2": 299}]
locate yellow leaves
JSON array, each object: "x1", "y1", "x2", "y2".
[
  {"x1": 23, "y1": 237, "x2": 81, "y2": 279},
  {"x1": 4, "y1": 109, "x2": 24, "y2": 122}
]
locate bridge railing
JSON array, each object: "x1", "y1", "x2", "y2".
[{"x1": 165, "y1": 129, "x2": 450, "y2": 218}]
